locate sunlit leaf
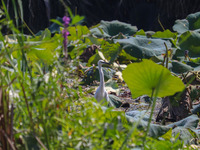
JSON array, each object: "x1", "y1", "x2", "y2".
[
  {"x1": 70, "y1": 15, "x2": 84, "y2": 25},
  {"x1": 68, "y1": 25, "x2": 90, "y2": 41},
  {"x1": 27, "y1": 34, "x2": 62, "y2": 65},
  {"x1": 161, "y1": 128, "x2": 172, "y2": 140},
  {"x1": 122, "y1": 59, "x2": 185, "y2": 98},
  {"x1": 152, "y1": 29, "x2": 177, "y2": 39},
  {"x1": 101, "y1": 42, "x2": 122, "y2": 63},
  {"x1": 134, "y1": 29, "x2": 146, "y2": 36}
]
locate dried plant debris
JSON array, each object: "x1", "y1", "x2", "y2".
[
  {"x1": 182, "y1": 71, "x2": 200, "y2": 85},
  {"x1": 0, "y1": 88, "x2": 16, "y2": 150},
  {"x1": 80, "y1": 44, "x2": 100, "y2": 62},
  {"x1": 156, "y1": 88, "x2": 192, "y2": 123},
  {"x1": 190, "y1": 85, "x2": 200, "y2": 104}
]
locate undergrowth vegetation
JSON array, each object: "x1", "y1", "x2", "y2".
[{"x1": 0, "y1": 1, "x2": 200, "y2": 150}]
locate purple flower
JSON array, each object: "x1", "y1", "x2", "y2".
[
  {"x1": 63, "y1": 16, "x2": 70, "y2": 27},
  {"x1": 62, "y1": 16, "x2": 70, "y2": 59},
  {"x1": 62, "y1": 30, "x2": 70, "y2": 38}
]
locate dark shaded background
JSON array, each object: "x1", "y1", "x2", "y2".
[{"x1": 3, "y1": 0, "x2": 200, "y2": 33}]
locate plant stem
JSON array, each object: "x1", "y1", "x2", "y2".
[
  {"x1": 20, "y1": 82, "x2": 34, "y2": 130},
  {"x1": 164, "y1": 42, "x2": 169, "y2": 69},
  {"x1": 144, "y1": 88, "x2": 156, "y2": 142}
]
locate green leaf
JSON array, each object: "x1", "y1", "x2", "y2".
[
  {"x1": 87, "y1": 41, "x2": 122, "y2": 65},
  {"x1": 122, "y1": 59, "x2": 185, "y2": 98},
  {"x1": 152, "y1": 29, "x2": 177, "y2": 39},
  {"x1": 167, "y1": 115, "x2": 199, "y2": 129},
  {"x1": 27, "y1": 34, "x2": 61, "y2": 65},
  {"x1": 108, "y1": 94, "x2": 122, "y2": 108},
  {"x1": 49, "y1": 17, "x2": 63, "y2": 33},
  {"x1": 126, "y1": 110, "x2": 151, "y2": 122},
  {"x1": 192, "y1": 103, "x2": 200, "y2": 114},
  {"x1": 50, "y1": 18, "x2": 63, "y2": 27},
  {"x1": 90, "y1": 20, "x2": 137, "y2": 38},
  {"x1": 178, "y1": 31, "x2": 200, "y2": 57},
  {"x1": 87, "y1": 53, "x2": 101, "y2": 66},
  {"x1": 68, "y1": 25, "x2": 90, "y2": 41},
  {"x1": 70, "y1": 15, "x2": 84, "y2": 25},
  {"x1": 126, "y1": 115, "x2": 171, "y2": 138},
  {"x1": 101, "y1": 42, "x2": 122, "y2": 63},
  {"x1": 114, "y1": 37, "x2": 172, "y2": 59},
  {"x1": 87, "y1": 50, "x2": 108, "y2": 66},
  {"x1": 161, "y1": 128, "x2": 172, "y2": 140},
  {"x1": 173, "y1": 19, "x2": 189, "y2": 34},
  {"x1": 40, "y1": 28, "x2": 51, "y2": 40},
  {"x1": 134, "y1": 29, "x2": 146, "y2": 36},
  {"x1": 173, "y1": 12, "x2": 200, "y2": 34},
  {"x1": 118, "y1": 49, "x2": 138, "y2": 63},
  {"x1": 87, "y1": 35, "x2": 105, "y2": 45},
  {"x1": 171, "y1": 61, "x2": 193, "y2": 74},
  {"x1": 69, "y1": 44, "x2": 87, "y2": 59},
  {"x1": 172, "y1": 127, "x2": 196, "y2": 145},
  {"x1": 187, "y1": 12, "x2": 200, "y2": 30}
]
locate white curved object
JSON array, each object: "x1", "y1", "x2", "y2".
[{"x1": 94, "y1": 60, "x2": 110, "y2": 104}]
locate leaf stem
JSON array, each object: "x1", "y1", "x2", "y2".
[
  {"x1": 164, "y1": 42, "x2": 169, "y2": 69},
  {"x1": 144, "y1": 88, "x2": 156, "y2": 142}
]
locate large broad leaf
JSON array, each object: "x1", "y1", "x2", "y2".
[
  {"x1": 173, "y1": 19, "x2": 189, "y2": 34},
  {"x1": 126, "y1": 115, "x2": 170, "y2": 138},
  {"x1": 126, "y1": 111, "x2": 199, "y2": 141},
  {"x1": 90, "y1": 20, "x2": 137, "y2": 38},
  {"x1": 114, "y1": 37, "x2": 172, "y2": 59},
  {"x1": 126, "y1": 110, "x2": 151, "y2": 122},
  {"x1": 122, "y1": 59, "x2": 185, "y2": 98},
  {"x1": 172, "y1": 127, "x2": 198, "y2": 145},
  {"x1": 167, "y1": 114, "x2": 199, "y2": 129},
  {"x1": 171, "y1": 61, "x2": 193, "y2": 74},
  {"x1": 173, "y1": 12, "x2": 200, "y2": 34},
  {"x1": 178, "y1": 31, "x2": 200, "y2": 57}
]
